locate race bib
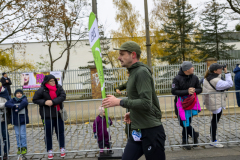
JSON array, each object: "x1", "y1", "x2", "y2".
[{"x1": 132, "y1": 130, "x2": 142, "y2": 141}]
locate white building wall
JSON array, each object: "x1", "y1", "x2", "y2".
[{"x1": 0, "y1": 39, "x2": 113, "y2": 71}]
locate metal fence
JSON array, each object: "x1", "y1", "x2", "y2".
[
  {"x1": 0, "y1": 91, "x2": 240, "y2": 159},
  {"x1": 5, "y1": 59, "x2": 240, "y2": 99}
]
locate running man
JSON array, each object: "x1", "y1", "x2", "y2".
[{"x1": 102, "y1": 41, "x2": 166, "y2": 160}]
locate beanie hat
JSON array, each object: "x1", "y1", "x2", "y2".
[
  {"x1": 14, "y1": 89, "x2": 23, "y2": 96},
  {"x1": 181, "y1": 61, "x2": 193, "y2": 71},
  {"x1": 209, "y1": 63, "x2": 223, "y2": 72}
]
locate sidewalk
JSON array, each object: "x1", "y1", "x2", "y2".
[
  {"x1": 41, "y1": 145, "x2": 239, "y2": 160},
  {"x1": 165, "y1": 145, "x2": 240, "y2": 160},
  {"x1": 14, "y1": 145, "x2": 240, "y2": 160}
]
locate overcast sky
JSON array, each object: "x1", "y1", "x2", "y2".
[
  {"x1": 97, "y1": 0, "x2": 239, "y2": 37},
  {"x1": 2, "y1": 0, "x2": 239, "y2": 44}
]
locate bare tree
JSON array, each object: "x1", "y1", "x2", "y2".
[
  {"x1": 0, "y1": 0, "x2": 46, "y2": 44},
  {"x1": 36, "y1": 0, "x2": 90, "y2": 79},
  {"x1": 226, "y1": 0, "x2": 240, "y2": 14},
  {"x1": 0, "y1": 0, "x2": 47, "y2": 71}
]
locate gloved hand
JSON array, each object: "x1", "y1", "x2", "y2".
[{"x1": 94, "y1": 133, "x2": 97, "y2": 139}]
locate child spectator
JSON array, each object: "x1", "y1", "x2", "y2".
[
  {"x1": 5, "y1": 89, "x2": 29, "y2": 155},
  {"x1": 0, "y1": 82, "x2": 10, "y2": 159},
  {"x1": 93, "y1": 106, "x2": 112, "y2": 153}
]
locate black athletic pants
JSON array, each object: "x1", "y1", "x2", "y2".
[
  {"x1": 122, "y1": 125, "x2": 166, "y2": 160},
  {"x1": 210, "y1": 110, "x2": 222, "y2": 142}
]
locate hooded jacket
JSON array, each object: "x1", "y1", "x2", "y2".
[
  {"x1": 171, "y1": 68, "x2": 202, "y2": 116},
  {"x1": 32, "y1": 75, "x2": 66, "y2": 119},
  {"x1": 121, "y1": 62, "x2": 162, "y2": 130},
  {"x1": 234, "y1": 65, "x2": 240, "y2": 107},
  {"x1": 93, "y1": 115, "x2": 112, "y2": 142},
  {"x1": 1, "y1": 77, "x2": 12, "y2": 95},
  {"x1": 5, "y1": 96, "x2": 29, "y2": 125}
]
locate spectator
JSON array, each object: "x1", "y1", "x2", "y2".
[
  {"x1": 5, "y1": 89, "x2": 29, "y2": 155},
  {"x1": 32, "y1": 75, "x2": 66, "y2": 160},
  {"x1": 93, "y1": 106, "x2": 112, "y2": 153},
  {"x1": 233, "y1": 63, "x2": 240, "y2": 107},
  {"x1": 172, "y1": 61, "x2": 202, "y2": 150},
  {"x1": 203, "y1": 63, "x2": 233, "y2": 148},
  {"x1": 115, "y1": 71, "x2": 129, "y2": 95},
  {"x1": 0, "y1": 82, "x2": 10, "y2": 159},
  {"x1": 1, "y1": 73, "x2": 12, "y2": 98}
]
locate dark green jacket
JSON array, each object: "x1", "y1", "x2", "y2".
[{"x1": 122, "y1": 62, "x2": 162, "y2": 129}]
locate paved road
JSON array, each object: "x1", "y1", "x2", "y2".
[
  {"x1": 5, "y1": 113, "x2": 240, "y2": 159},
  {"x1": 19, "y1": 146, "x2": 239, "y2": 160},
  {"x1": 166, "y1": 146, "x2": 240, "y2": 160}
]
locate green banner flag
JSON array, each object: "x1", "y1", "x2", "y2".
[{"x1": 88, "y1": 12, "x2": 109, "y2": 128}]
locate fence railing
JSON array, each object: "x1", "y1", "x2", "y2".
[
  {"x1": 0, "y1": 91, "x2": 240, "y2": 159},
  {"x1": 5, "y1": 59, "x2": 240, "y2": 99}
]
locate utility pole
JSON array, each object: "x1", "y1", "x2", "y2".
[
  {"x1": 92, "y1": 0, "x2": 98, "y2": 21},
  {"x1": 144, "y1": 0, "x2": 152, "y2": 70}
]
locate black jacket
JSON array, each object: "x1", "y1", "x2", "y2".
[
  {"x1": 171, "y1": 68, "x2": 202, "y2": 116},
  {"x1": 1, "y1": 77, "x2": 12, "y2": 95},
  {"x1": 32, "y1": 75, "x2": 66, "y2": 119}
]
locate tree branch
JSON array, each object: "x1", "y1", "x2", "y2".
[{"x1": 226, "y1": 0, "x2": 240, "y2": 14}]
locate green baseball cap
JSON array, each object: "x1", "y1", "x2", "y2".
[{"x1": 113, "y1": 41, "x2": 141, "y2": 55}]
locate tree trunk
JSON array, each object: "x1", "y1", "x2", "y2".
[
  {"x1": 214, "y1": 2, "x2": 219, "y2": 60},
  {"x1": 48, "y1": 43, "x2": 54, "y2": 71}
]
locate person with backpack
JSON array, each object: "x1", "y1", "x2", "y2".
[
  {"x1": 203, "y1": 63, "x2": 233, "y2": 148},
  {"x1": 172, "y1": 61, "x2": 202, "y2": 150}
]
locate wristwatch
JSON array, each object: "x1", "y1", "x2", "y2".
[{"x1": 120, "y1": 100, "x2": 124, "y2": 107}]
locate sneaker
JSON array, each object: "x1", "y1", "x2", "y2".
[
  {"x1": 60, "y1": 148, "x2": 66, "y2": 158},
  {"x1": 48, "y1": 150, "x2": 53, "y2": 159},
  {"x1": 21, "y1": 147, "x2": 27, "y2": 155},
  {"x1": 17, "y1": 147, "x2": 21, "y2": 155},
  {"x1": 193, "y1": 132, "x2": 199, "y2": 147},
  {"x1": 182, "y1": 141, "x2": 191, "y2": 150},
  {"x1": 3, "y1": 153, "x2": 7, "y2": 160},
  {"x1": 210, "y1": 140, "x2": 224, "y2": 148}
]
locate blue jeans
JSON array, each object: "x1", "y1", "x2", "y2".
[
  {"x1": 14, "y1": 124, "x2": 27, "y2": 148},
  {"x1": 43, "y1": 118, "x2": 65, "y2": 151},
  {"x1": 0, "y1": 121, "x2": 10, "y2": 155}
]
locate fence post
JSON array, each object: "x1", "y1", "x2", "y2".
[
  {"x1": 206, "y1": 58, "x2": 217, "y2": 69},
  {"x1": 89, "y1": 65, "x2": 102, "y2": 99}
]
